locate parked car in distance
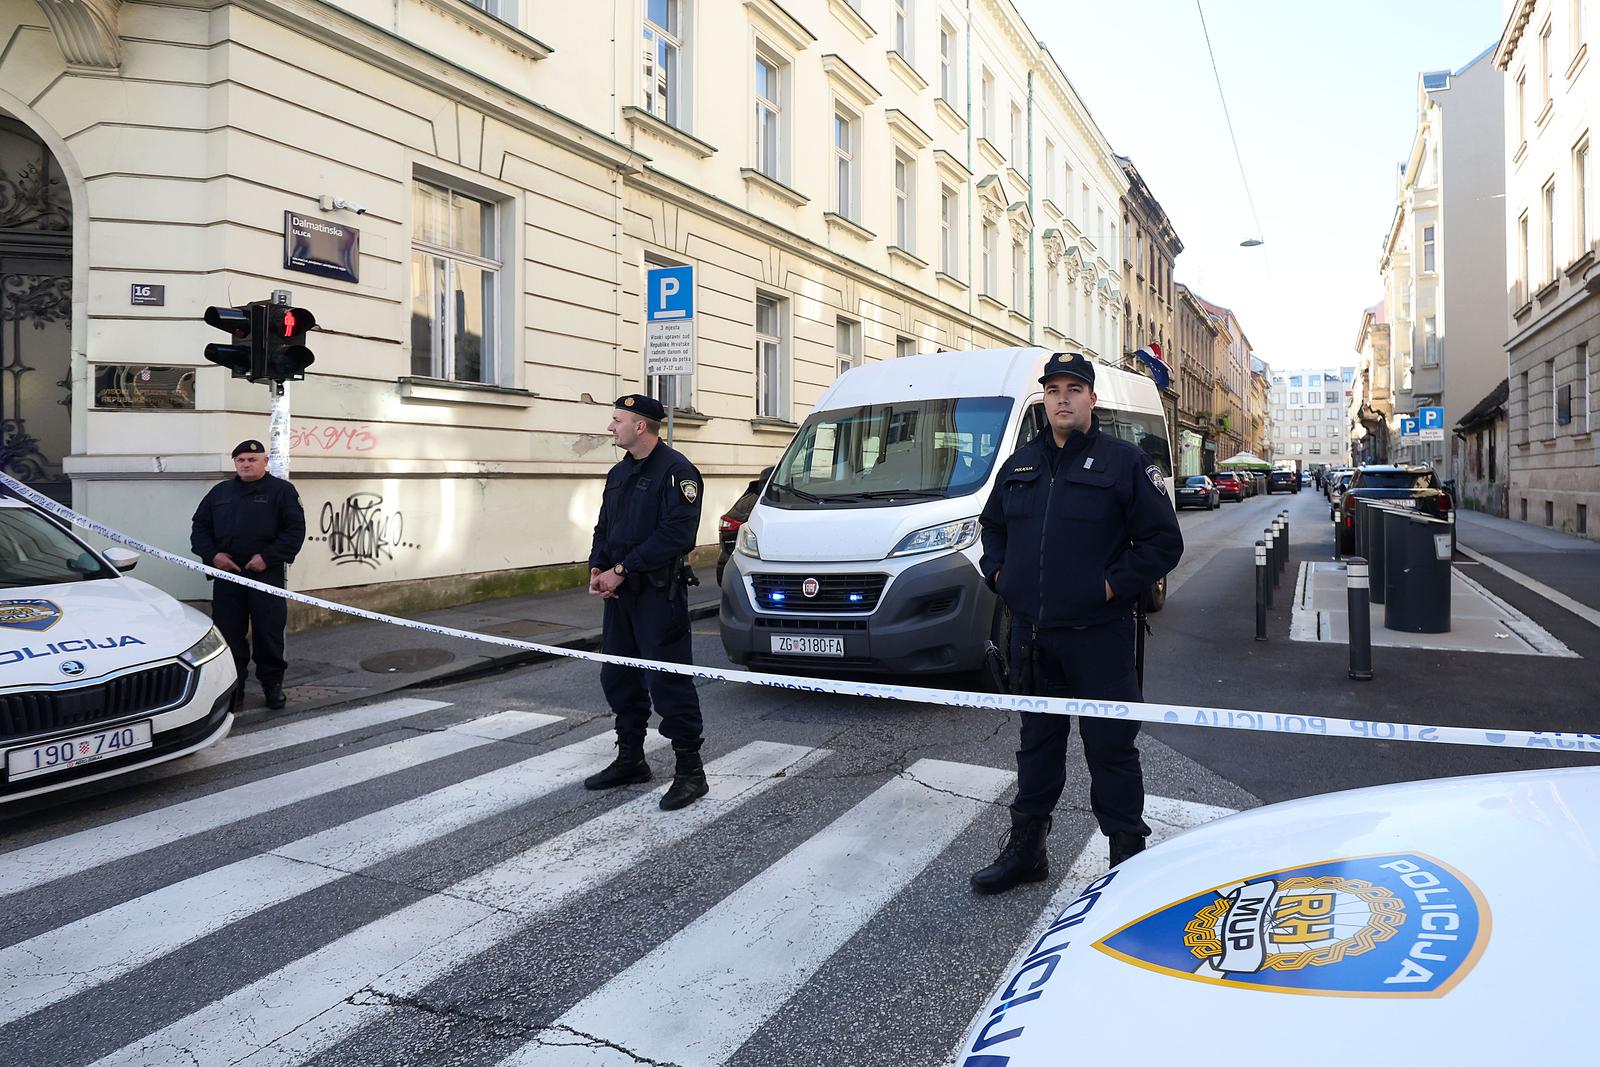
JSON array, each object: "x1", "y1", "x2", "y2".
[
  {"x1": 1210, "y1": 472, "x2": 1246, "y2": 502},
  {"x1": 1326, "y1": 470, "x2": 1355, "y2": 515},
  {"x1": 1334, "y1": 464, "x2": 1451, "y2": 556},
  {"x1": 1175, "y1": 476, "x2": 1219, "y2": 510},
  {"x1": 716, "y1": 467, "x2": 774, "y2": 586},
  {"x1": 1267, "y1": 470, "x2": 1299, "y2": 494}
]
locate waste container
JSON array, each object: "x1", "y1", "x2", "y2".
[
  {"x1": 1358, "y1": 501, "x2": 1392, "y2": 606},
  {"x1": 1382, "y1": 509, "x2": 1452, "y2": 633}
]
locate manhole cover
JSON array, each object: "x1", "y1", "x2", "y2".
[
  {"x1": 360, "y1": 648, "x2": 458, "y2": 674},
  {"x1": 480, "y1": 618, "x2": 567, "y2": 639}
]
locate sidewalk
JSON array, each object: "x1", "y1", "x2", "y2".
[
  {"x1": 231, "y1": 566, "x2": 722, "y2": 720},
  {"x1": 1454, "y1": 508, "x2": 1600, "y2": 617}
]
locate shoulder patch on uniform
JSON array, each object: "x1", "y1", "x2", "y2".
[
  {"x1": 1010, "y1": 465, "x2": 1036, "y2": 473},
  {"x1": 679, "y1": 479, "x2": 699, "y2": 503},
  {"x1": 1145, "y1": 465, "x2": 1167, "y2": 495}
]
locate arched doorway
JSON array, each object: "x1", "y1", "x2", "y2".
[{"x1": 0, "y1": 112, "x2": 71, "y2": 502}]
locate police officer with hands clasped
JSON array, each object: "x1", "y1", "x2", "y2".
[
  {"x1": 971, "y1": 352, "x2": 1183, "y2": 893},
  {"x1": 584, "y1": 395, "x2": 709, "y2": 811},
  {"x1": 190, "y1": 440, "x2": 306, "y2": 711}
]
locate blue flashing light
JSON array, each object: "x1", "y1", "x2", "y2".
[
  {"x1": 770, "y1": 591, "x2": 786, "y2": 602},
  {"x1": 848, "y1": 592, "x2": 864, "y2": 603}
]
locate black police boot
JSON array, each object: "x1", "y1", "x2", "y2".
[
  {"x1": 1109, "y1": 831, "x2": 1146, "y2": 867},
  {"x1": 583, "y1": 737, "x2": 651, "y2": 791},
  {"x1": 262, "y1": 682, "x2": 287, "y2": 710},
  {"x1": 970, "y1": 810, "x2": 1052, "y2": 894},
  {"x1": 659, "y1": 746, "x2": 709, "y2": 811}
]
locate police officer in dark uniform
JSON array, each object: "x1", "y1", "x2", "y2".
[
  {"x1": 971, "y1": 353, "x2": 1184, "y2": 893},
  {"x1": 190, "y1": 440, "x2": 306, "y2": 711},
  {"x1": 583, "y1": 395, "x2": 708, "y2": 810}
]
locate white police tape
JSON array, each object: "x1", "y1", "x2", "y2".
[{"x1": 7, "y1": 472, "x2": 1596, "y2": 755}]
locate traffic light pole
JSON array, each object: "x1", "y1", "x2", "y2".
[{"x1": 268, "y1": 290, "x2": 292, "y2": 479}]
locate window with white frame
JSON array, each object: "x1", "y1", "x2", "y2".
[
  {"x1": 896, "y1": 335, "x2": 915, "y2": 359},
  {"x1": 1576, "y1": 136, "x2": 1591, "y2": 253},
  {"x1": 1517, "y1": 70, "x2": 1528, "y2": 143},
  {"x1": 1582, "y1": 340, "x2": 1593, "y2": 431},
  {"x1": 981, "y1": 69, "x2": 995, "y2": 141},
  {"x1": 1010, "y1": 103, "x2": 1023, "y2": 163},
  {"x1": 1047, "y1": 262, "x2": 1059, "y2": 327},
  {"x1": 1574, "y1": 0, "x2": 1585, "y2": 57},
  {"x1": 836, "y1": 317, "x2": 861, "y2": 378},
  {"x1": 1543, "y1": 178, "x2": 1557, "y2": 281},
  {"x1": 1423, "y1": 315, "x2": 1439, "y2": 365},
  {"x1": 754, "y1": 50, "x2": 785, "y2": 181},
  {"x1": 938, "y1": 22, "x2": 957, "y2": 103},
  {"x1": 1422, "y1": 224, "x2": 1436, "y2": 272},
  {"x1": 1011, "y1": 237, "x2": 1025, "y2": 309},
  {"x1": 893, "y1": 151, "x2": 915, "y2": 251},
  {"x1": 1044, "y1": 140, "x2": 1056, "y2": 203},
  {"x1": 1081, "y1": 184, "x2": 1090, "y2": 230},
  {"x1": 1096, "y1": 206, "x2": 1106, "y2": 251},
  {"x1": 463, "y1": 0, "x2": 513, "y2": 20},
  {"x1": 893, "y1": 0, "x2": 912, "y2": 61},
  {"x1": 834, "y1": 107, "x2": 859, "y2": 220},
  {"x1": 1063, "y1": 161, "x2": 1074, "y2": 219},
  {"x1": 642, "y1": 0, "x2": 684, "y2": 127},
  {"x1": 982, "y1": 220, "x2": 997, "y2": 296},
  {"x1": 940, "y1": 185, "x2": 958, "y2": 274},
  {"x1": 410, "y1": 179, "x2": 501, "y2": 384},
  {"x1": 1542, "y1": 21, "x2": 1554, "y2": 104},
  {"x1": 755, "y1": 293, "x2": 788, "y2": 419},
  {"x1": 1518, "y1": 210, "x2": 1531, "y2": 301}
]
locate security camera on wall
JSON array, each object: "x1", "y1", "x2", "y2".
[{"x1": 317, "y1": 195, "x2": 367, "y2": 216}]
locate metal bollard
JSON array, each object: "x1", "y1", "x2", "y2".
[
  {"x1": 1255, "y1": 539, "x2": 1268, "y2": 641},
  {"x1": 1270, "y1": 519, "x2": 1283, "y2": 589},
  {"x1": 1280, "y1": 510, "x2": 1290, "y2": 558},
  {"x1": 1333, "y1": 505, "x2": 1343, "y2": 559},
  {"x1": 1347, "y1": 557, "x2": 1373, "y2": 681},
  {"x1": 1263, "y1": 528, "x2": 1275, "y2": 608}
]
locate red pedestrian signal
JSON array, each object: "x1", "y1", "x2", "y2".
[{"x1": 264, "y1": 304, "x2": 316, "y2": 382}]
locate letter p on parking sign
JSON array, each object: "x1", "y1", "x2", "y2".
[{"x1": 647, "y1": 266, "x2": 694, "y2": 322}]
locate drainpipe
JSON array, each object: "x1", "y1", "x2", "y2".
[
  {"x1": 1026, "y1": 67, "x2": 1035, "y2": 345},
  {"x1": 965, "y1": 0, "x2": 975, "y2": 326}
]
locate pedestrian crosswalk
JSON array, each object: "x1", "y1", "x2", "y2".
[{"x1": 0, "y1": 699, "x2": 1242, "y2": 1067}]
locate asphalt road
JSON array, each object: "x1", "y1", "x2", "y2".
[{"x1": 2, "y1": 486, "x2": 1595, "y2": 1067}]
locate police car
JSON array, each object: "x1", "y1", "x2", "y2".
[
  {"x1": 958, "y1": 765, "x2": 1600, "y2": 1063},
  {"x1": 0, "y1": 497, "x2": 236, "y2": 804}
]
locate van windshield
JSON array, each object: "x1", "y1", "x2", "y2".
[{"x1": 766, "y1": 397, "x2": 1014, "y2": 507}]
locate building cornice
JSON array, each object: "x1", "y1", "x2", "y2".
[{"x1": 1495, "y1": 0, "x2": 1538, "y2": 70}]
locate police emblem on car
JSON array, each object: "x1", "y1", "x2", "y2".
[
  {"x1": 58, "y1": 660, "x2": 85, "y2": 677},
  {"x1": 1145, "y1": 465, "x2": 1167, "y2": 495},
  {"x1": 0, "y1": 599, "x2": 62, "y2": 631},
  {"x1": 1094, "y1": 853, "x2": 1488, "y2": 997},
  {"x1": 802, "y1": 577, "x2": 820, "y2": 598}
]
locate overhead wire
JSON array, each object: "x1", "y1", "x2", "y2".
[{"x1": 1195, "y1": 0, "x2": 1266, "y2": 245}]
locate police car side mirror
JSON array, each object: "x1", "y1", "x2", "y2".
[{"x1": 103, "y1": 548, "x2": 139, "y2": 573}]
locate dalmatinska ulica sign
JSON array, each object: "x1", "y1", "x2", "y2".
[{"x1": 283, "y1": 210, "x2": 359, "y2": 283}]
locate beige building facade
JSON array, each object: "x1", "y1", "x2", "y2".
[
  {"x1": 1117, "y1": 154, "x2": 1182, "y2": 449},
  {"x1": 1173, "y1": 283, "x2": 1219, "y2": 475},
  {"x1": 0, "y1": 0, "x2": 1132, "y2": 605},
  {"x1": 1496, "y1": 0, "x2": 1600, "y2": 539}
]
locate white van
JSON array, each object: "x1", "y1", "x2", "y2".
[{"x1": 718, "y1": 347, "x2": 1175, "y2": 675}]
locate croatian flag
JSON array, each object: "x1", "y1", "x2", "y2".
[{"x1": 1134, "y1": 342, "x2": 1171, "y2": 391}]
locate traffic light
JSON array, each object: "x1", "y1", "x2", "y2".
[
  {"x1": 203, "y1": 302, "x2": 267, "y2": 380},
  {"x1": 264, "y1": 304, "x2": 316, "y2": 382}
]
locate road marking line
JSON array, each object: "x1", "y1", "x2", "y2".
[
  {"x1": 946, "y1": 795, "x2": 1239, "y2": 1067},
  {"x1": 0, "y1": 725, "x2": 653, "y2": 1028},
  {"x1": 90, "y1": 741, "x2": 827, "y2": 1067},
  {"x1": 192, "y1": 697, "x2": 451, "y2": 767},
  {"x1": 1459, "y1": 544, "x2": 1600, "y2": 631},
  {"x1": 0, "y1": 708, "x2": 553, "y2": 899},
  {"x1": 496, "y1": 758, "x2": 1015, "y2": 1067}
]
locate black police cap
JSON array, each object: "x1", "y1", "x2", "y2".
[
  {"x1": 231, "y1": 439, "x2": 266, "y2": 457},
  {"x1": 1039, "y1": 352, "x2": 1096, "y2": 388},
  {"x1": 615, "y1": 394, "x2": 666, "y2": 421}
]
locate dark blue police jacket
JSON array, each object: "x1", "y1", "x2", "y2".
[
  {"x1": 589, "y1": 441, "x2": 704, "y2": 577},
  {"x1": 979, "y1": 415, "x2": 1183, "y2": 628}
]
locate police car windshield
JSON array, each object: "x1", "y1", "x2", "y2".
[
  {"x1": 767, "y1": 397, "x2": 1014, "y2": 506},
  {"x1": 0, "y1": 508, "x2": 116, "y2": 587}
]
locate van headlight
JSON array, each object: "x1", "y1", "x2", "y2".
[
  {"x1": 736, "y1": 523, "x2": 761, "y2": 559},
  {"x1": 180, "y1": 626, "x2": 228, "y2": 667},
  {"x1": 888, "y1": 518, "x2": 980, "y2": 557}
]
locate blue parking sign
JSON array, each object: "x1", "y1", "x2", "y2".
[
  {"x1": 646, "y1": 266, "x2": 694, "y2": 322},
  {"x1": 1399, "y1": 415, "x2": 1419, "y2": 437},
  {"x1": 1419, "y1": 405, "x2": 1444, "y2": 430}
]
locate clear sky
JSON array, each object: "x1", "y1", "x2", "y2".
[{"x1": 1015, "y1": 0, "x2": 1507, "y2": 371}]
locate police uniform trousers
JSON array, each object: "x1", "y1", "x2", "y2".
[
  {"x1": 212, "y1": 566, "x2": 288, "y2": 689},
  {"x1": 600, "y1": 581, "x2": 703, "y2": 750},
  {"x1": 1009, "y1": 614, "x2": 1149, "y2": 836}
]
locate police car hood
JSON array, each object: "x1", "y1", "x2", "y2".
[
  {"x1": 960, "y1": 766, "x2": 1600, "y2": 1064},
  {"x1": 0, "y1": 577, "x2": 212, "y2": 685}
]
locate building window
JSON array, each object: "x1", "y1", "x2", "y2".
[
  {"x1": 939, "y1": 21, "x2": 957, "y2": 103},
  {"x1": 1290, "y1": 391, "x2": 1301, "y2": 404},
  {"x1": 1575, "y1": 0, "x2": 1586, "y2": 56},
  {"x1": 1518, "y1": 210, "x2": 1531, "y2": 303},
  {"x1": 642, "y1": 0, "x2": 684, "y2": 127},
  {"x1": 1423, "y1": 316, "x2": 1439, "y2": 365},
  {"x1": 1011, "y1": 238, "x2": 1026, "y2": 309},
  {"x1": 1582, "y1": 340, "x2": 1593, "y2": 431},
  {"x1": 1062, "y1": 161, "x2": 1075, "y2": 220},
  {"x1": 1422, "y1": 224, "x2": 1436, "y2": 273},
  {"x1": 1047, "y1": 262, "x2": 1059, "y2": 327},
  {"x1": 893, "y1": 152, "x2": 915, "y2": 251},
  {"x1": 1081, "y1": 183, "x2": 1090, "y2": 228},
  {"x1": 1548, "y1": 357, "x2": 1558, "y2": 437},
  {"x1": 1576, "y1": 136, "x2": 1591, "y2": 254},
  {"x1": 940, "y1": 185, "x2": 958, "y2": 274},
  {"x1": 755, "y1": 294, "x2": 787, "y2": 419},
  {"x1": 1543, "y1": 178, "x2": 1557, "y2": 282},
  {"x1": 836, "y1": 317, "x2": 861, "y2": 378},
  {"x1": 1519, "y1": 370, "x2": 1531, "y2": 444},
  {"x1": 896, "y1": 335, "x2": 915, "y2": 359},
  {"x1": 1308, "y1": 425, "x2": 1319, "y2": 438},
  {"x1": 410, "y1": 179, "x2": 501, "y2": 384},
  {"x1": 1309, "y1": 444, "x2": 1321, "y2": 455},
  {"x1": 982, "y1": 220, "x2": 997, "y2": 297},
  {"x1": 981, "y1": 68, "x2": 995, "y2": 141},
  {"x1": 754, "y1": 51, "x2": 785, "y2": 180},
  {"x1": 834, "y1": 106, "x2": 858, "y2": 220},
  {"x1": 1044, "y1": 140, "x2": 1056, "y2": 204},
  {"x1": 893, "y1": 0, "x2": 912, "y2": 61},
  {"x1": 1010, "y1": 103, "x2": 1024, "y2": 163},
  {"x1": 1542, "y1": 21, "x2": 1554, "y2": 104}
]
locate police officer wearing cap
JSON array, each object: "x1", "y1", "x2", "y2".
[
  {"x1": 190, "y1": 440, "x2": 306, "y2": 711},
  {"x1": 971, "y1": 353, "x2": 1183, "y2": 893},
  {"x1": 584, "y1": 394, "x2": 709, "y2": 810}
]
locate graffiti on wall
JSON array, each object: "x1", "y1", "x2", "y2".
[
  {"x1": 309, "y1": 492, "x2": 421, "y2": 568},
  {"x1": 290, "y1": 424, "x2": 379, "y2": 453}
]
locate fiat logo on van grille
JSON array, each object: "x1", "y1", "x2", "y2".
[{"x1": 802, "y1": 578, "x2": 820, "y2": 598}]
